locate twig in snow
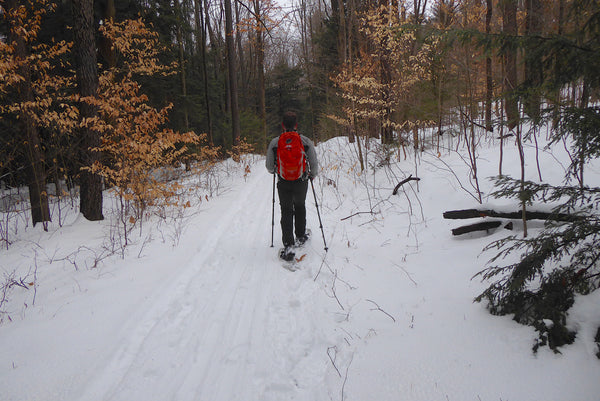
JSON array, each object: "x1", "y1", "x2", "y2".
[
  {"x1": 314, "y1": 252, "x2": 327, "y2": 281},
  {"x1": 329, "y1": 271, "x2": 344, "y2": 311},
  {"x1": 315, "y1": 258, "x2": 356, "y2": 290},
  {"x1": 366, "y1": 299, "x2": 396, "y2": 322},
  {"x1": 137, "y1": 233, "x2": 153, "y2": 258},
  {"x1": 31, "y1": 253, "x2": 39, "y2": 306},
  {"x1": 392, "y1": 263, "x2": 418, "y2": 287},
  {"x1": 327, "y1": 346, "x2": 342, "y2": 378},
  {"x1": 341, "y1": 352, "x2": 354, "y2": 401},
  {"x1": 340, "y1": 211, "x2": 373, "y2": 221},
  {"x1": 358, "y1": 219, "x2": 378, "y2": 227}
]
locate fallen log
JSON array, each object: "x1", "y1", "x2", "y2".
[
  {"x1": 392, "y1": 175, "x2": 421, "y2": 195},
  {"x1": 452, "y1": 221, "x2": 502, "y2": 236},
  {"x1": 443, "y1": 208, "x2": 582, "y2": 222}
]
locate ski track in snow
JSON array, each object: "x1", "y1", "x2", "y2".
[
  {"x1": 3, "y1": 140, "x2": 600, "y2": 401},
  {"x1": 77, "y1": 169, "x2": 331, "y2": 401}
]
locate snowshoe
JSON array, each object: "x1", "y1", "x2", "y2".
[
  {"x1": 279, "y1": 246, "x2": 295, "y2": 262},
  {"x1": 296, "y1": 229, "x2": 311, "y2": 247}
]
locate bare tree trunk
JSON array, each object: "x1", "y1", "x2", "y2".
[
  {"x1": 205, "y1": 0, "x2": 218, "y2": 48},
  {"x1": 335, "y1": 0, "x2": 347, "y2": 63},
  {"x1": 234, "y1": 0, "x2": 248, "y2": 105},
  {"x1": 254, "y1": 0, "x2": 267, "y2": 150},
  {"x1": 98, "y1": 0, "x2": 116, "y2": 68},
  {"x1": 347, "y1": 0, "x2": 363, "y2": 170},
  {"x1": 516, "y1": 125, "x2": 528, "y2": 237},
  {"x1": 224, "y1": 0, "x2": 241, "y2": 147},
  {"x1": 25, "y1": 115, "x2": 51, "y2": 229},
  {"x1": 523, "y1": 0, "x2": 543, "y2": 123},
  {"x1": 72, "y1": 0, "x2": 104, "y2": 221},
  {"x1": 6, "y1": 0, "x2": 51, "y2": 229},
  {"x1": 499, "y1": 106, "x2": 505, "y2": 175},
  {"x1": 558, "y1": 0, "x2": 565, "y2": 35},
  {"x1": 551, "y1": 0, "x2": 565, "y2": 129},
  {"x1": 299, "y1": 0, "x2": 317, "y2": 141},
  {"x1": 174, "y1": 0, "x2": 190, "y2": 130},
  {"x1": 193, "y1": 0, "x2": 214, "y2": 144},
  {"x1": 501, "y1": 0, "x2": 519, "y2": 130},
  {"x1": 485, "y1": 0, "x2": 493, "y2": 132},
  {"x1": 413, "y1": 0, "x2": 428, "y2": 24}
]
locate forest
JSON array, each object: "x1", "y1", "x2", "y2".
[{"x1": 1, "y1": 0, "x2": 600, "y2": 352}]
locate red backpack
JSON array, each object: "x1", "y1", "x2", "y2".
[{"x1": 277, "y1": 131, "x2": 306, "y2": 181}]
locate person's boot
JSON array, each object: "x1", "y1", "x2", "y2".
[
  {"x1": 296, "y1": 229, "x2": 311, "y2": 246},
  {"x1": 279, "y1": 246, "x2": 295, "y2": 262}
]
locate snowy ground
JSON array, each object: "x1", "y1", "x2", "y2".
[{"x1": 1, "y1": 134, "x2": 599, "y2": 401}]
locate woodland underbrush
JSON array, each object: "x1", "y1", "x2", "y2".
[
  {"x1": 0, "y1": 156, "x2": 254, "y2": 323},
  {"x1": 319, "y1": 119, "x2": 600, "y2": 356}
]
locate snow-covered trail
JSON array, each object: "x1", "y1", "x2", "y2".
[
  {"x1": 77, "y1": 167, "x2": 332, "y2": 401},
  {"x1": 2, "y1": 140, "x2": 600, "y2": 401}
]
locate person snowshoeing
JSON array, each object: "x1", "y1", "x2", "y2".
[{"x1": 266, "y1": 111, "x2": 319, "y2": 261}]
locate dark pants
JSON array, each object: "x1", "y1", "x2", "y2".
[{"x1": 277, "y1": 178, "x2": 309, "y2": 247}]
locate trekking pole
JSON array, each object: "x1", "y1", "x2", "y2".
[
  {"x1": 270, "y1": 173, "x2": 276, "y2": 247},
  {"x1": 310, "y1": 178, "x2": 328, "y2": 252}
]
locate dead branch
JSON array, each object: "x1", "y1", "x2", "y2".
[
  {"x1": 392, "y1": 175, "x2": 421, "y2": 195},
  {"x1": 365, "y1": 299, "x2": 396, "y2": 322},
  {"x1": 330, "y1": 271, "x2": 344, "y2": 311},
  {"x1": 392, "y1": 263, "x2": 418, "y2": 287},
  {"x1": 451, "y1": 220, "x2": 502, "y2": 236},
  {"x1": 459, "y1": 108, "x2": 490, "y2": 131},
  {"x1": 327, "y1": 346, "x2": 342, "y2": 378},
  {"x1": 314, "y1": 256, "x2": 326, "y2": 282},
  {"x1": 341, "y1": 352, "x2": 354, "y2": 401},
  {"x1": 340, "y1": 211, "x2": 373, "y2": 221},
  {"x1": 443, "y1": 208, "x2": 582, "y2": 222}
]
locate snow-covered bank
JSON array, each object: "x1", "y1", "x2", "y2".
[{"x1": 1, "y1": 136, "x2": 599, "y2": 400}]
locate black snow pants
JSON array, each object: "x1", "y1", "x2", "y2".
[{"x1": 277, "y1": 178, "x2": 309, "y2": 247}]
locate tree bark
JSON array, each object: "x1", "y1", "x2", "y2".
[
  {"x1": 451, "y1": 221, "x2": 502, "y2": 236},
  {"x1": 72, "y1": 0, "x2": 104, "y2": 221},
  {"x1": 392, "y1": 175, "x2": 420, "y2": 195},
  {"x1": 412, "y1": 0, "x2": 428, "y2": 24},
  {"x1": 523, "y1": 0, "x2": 543, "y2": 123},
  {"x1": 224, "y1": 0, "x2": 241, "y2": 147},
  {"x1": 24, "y1": 113, "x2": 51, "y2": 229},
  {"x1": 193, "y1": 0, "x2": 214, "y2": 144},
  {"x1": 6, "y1": 0, "x2": 51, "y2": 229},
  {"x1": 485, "y1": 0, "x2": 493, "y2": 132},
  {"x1": 335, "y1": 0, "x2": 347, "y2": 63},
  {"x1": 98, "y1": 0, "x2": 116, "y2": 69},
  {"x1": 501, "y1": 0, "x2": 519, "y2": 130},
  {"x1": 204, "y1": 0, "x2": 218, "y2": 49},
  {"x1": 254, "y1": 0, "x2": 267, "y2": 150},
  {"x1": 443, "y1": 208, "x2": 582, "y2": 222},
  {"x1": 174, "y1": 0, "x2": 190, "y2": 130},
  {"x1": 234, "y1": 0, "x2": 248, "y2": 106}
]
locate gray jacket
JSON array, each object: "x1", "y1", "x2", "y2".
[{"x1": 266, "y1": 133, "x2": 319, "y2": 179}]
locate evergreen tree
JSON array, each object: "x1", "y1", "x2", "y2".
[
  {"x1": 265, "y1": 61, "x2": 305, "y2": 138},
  {"x1": 474, "y1": 0, "x2": 600, "y2": 353}
]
